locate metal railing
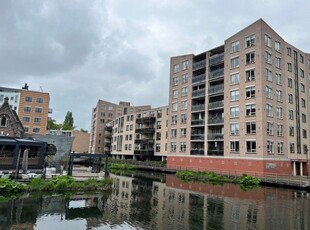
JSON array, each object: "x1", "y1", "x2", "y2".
[
  {"x1": 208, "y1": 101, "x2": 224, "y2": 109},
  {"x1": 209, "y1": 68, "x2": 224, "y2": 80},
  {"x1": 207, "y1": 133, "x2": 224, "y2": 140},
  {"x1": 209, "y1": 53, "x2": 224, "y2": 66},
  {"x1": 208, "y1": 84, "x2": 224, "y2": 95},
  {"x1": 192, "y1": 89, "x2": 206, "y2": 98},
  {"x1": 193, "y1": 60, "x2": 206, "y2": 71},
  {"x1": 208, "y1": 117, "x2": 224, "y2": 124},
  {"x1": 192, "y1": 74, "x2": 206, "y2": 84},
  {"x1": 192, "y1": 104, "x2": 205, "y2": 112},
  {"x1": 191, "y1": 119, "x2": 205, "y2": 126}
]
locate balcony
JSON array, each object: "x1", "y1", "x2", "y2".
[
  {"x1": 208, "y1": 84, "x2": 224, "y2": 95},
  {"x1": 209, "y1": 53, "x2": 224, "y2": 66},
  {"x1": 190, "y1": 149, "x2": 204, "y2": 155},
  {"x1": 191, "y1": 119, "x2": 205, "y2": 126},
  {"x1": 209, "y1": 68, "x2": 224, "y2": 80},
  {"x1": 207, "y1": 150, "x2": 224, "y2": 156},
  {"x1": 135, "y1": 128, "x2": 155, "y2": 134},
  {"x1": 136, "y1": 116, "x2": 156, "y2": 124},
  {"x1": 191, "y1": 134, "x2": 204, "y2": 140},
  {"x1": 134, "y1": 150, "x2": 154, "y2": 156},
  {"x1": 208, "y1": 117, "x2": 224, "y2": 124},
  {"x1": 192, "y1": 74, "x2": 206, "y2": 84},
  {"x1": 208, "y1": 101, "x2": 224, "y2": 110},
  {"x1": 207, "y1": 133, "x2": 224, "y2": 140},
  {"x1": 192, "y1": 104, "x2": 205, "y2": 112},
  {"x1": 135, "y1": 139, "x2": 154, "y2": 144},
  {"x1": 192, "y1": 60, "x2": 206, "y2": 71},
  {"x1": 192, "y1": 89, "x2": 205, "y2": 98}
]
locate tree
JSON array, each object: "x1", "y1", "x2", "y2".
[
  {"x1": 47, "y1": 119, "x2": 62, "y2": 130},
  {"x1": 62, "y1": 111, "x2": 75, "y2": 130},
  {"x1": 80, "y1": 128, "x2": 88, "y2": 133}
]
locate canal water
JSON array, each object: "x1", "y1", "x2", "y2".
[{"x1": 0, "y1": 172, "x2": 309, "y2": 230}]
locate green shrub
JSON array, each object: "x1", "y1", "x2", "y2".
[
  {"x1": 239, "y1": 174, "x2": 261, "y2": 186},
  {"x1": 0, "y1": 178, "x2": 26, "y2": 194}
]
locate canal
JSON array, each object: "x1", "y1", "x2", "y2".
[{"x1": 0, "y1": 171, "x2": 309, "y2": 230}]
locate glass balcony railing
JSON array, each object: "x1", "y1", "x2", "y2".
[
  {"x1": 208, "y1": 117, "x2": 224, "y2": 124},
  {"x1": 209, "y1": 68, "x2": 224, "y2": 80},
  {"x1": 192, "y1": 74, "x2": 206, "y2": 84},
  {"x1": 208, "y1": 101, "x2": 224, "y2": 109},
  {"x1": 192, "y1": 104, "x2": 205, "y2": 112},
  {"x1": 207, "y1": 133, "x2": 224, "y2": 140},
  {"x1": 191, "y1": 119, "x2": 205, "y2": 126},
  {"x1": 192, "y1": 60, "x2": 206, "y2": 71},
  {"x1": 208, "y1": 84, "x2": 224, "y2": 95},
  {"x1": 209, "y1": 53, "x2": 224, "y2": 66},
  {"x1": 192, "y1": 89, "x2": 205, "y2": 98}
]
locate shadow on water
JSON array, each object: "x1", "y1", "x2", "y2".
[{"x1": 0, "y1": 171, "x2": 309, "y2": 230}]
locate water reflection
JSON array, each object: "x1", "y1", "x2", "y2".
[{"x1": 0, "y1": 172, "x2": 309, "y2": 230}]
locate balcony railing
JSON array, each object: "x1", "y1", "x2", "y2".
[
  {"x1": 208, "y1": 84, "x2": 224, "y2": 95},
  {"x1": 207, "y1": 133, "x2": 224, "y2": 140},
  {"x1": 192, "y1": 74, "x2": 206, "y2": 84},
  {"x1": 207, "y1": 150, "x2": 224, "y2": 156},
  {"x1": 192, "y1": 60, "x2": 206, "y2": 71},
  {"x1": 192, "y1": 89, "x2": 205, "y2": 98},
  {"x1": 209, "y1": 53, "x2": 224, "y2": 66},
  {"x1": 192, "y1": 104, "x2": 205, "y2": 112},
  {"x1": 136, "y1": 116, "x2": 156, "y2": 124},
  {"x1": 209, "y1": 68, "x2": 224, "y2": 80},
  {"x1": 190, "y1": 149, "x2": 204, "y2": 155},
  {"x1": 134, "y1": 150, "x2": 154, "y2": 156},
  {"x1": 135, "y1": 128, "x2": 155, "y2": 134},
  {"x1": 208, "y1": 117, "x2": 224, "y2": 124},
  {"x1": 191, "y1": 134, "x2": 204, "y2": 140},
  {"x1": 208, "y1": 101, "x2": 224, "y2": 110},
  {"x1": 191, "y1": 119, "x2": 205, "y2": 126}
]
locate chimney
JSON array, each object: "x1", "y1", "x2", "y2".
[{"x1": 22, "y1": 83, "x2": 29, "y2": 90}]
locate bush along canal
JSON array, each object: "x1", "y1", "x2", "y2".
[{"x1": 175, "y1": 170, "x2": 261, "y2": 190}]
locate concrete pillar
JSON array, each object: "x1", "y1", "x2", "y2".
[
  {"x1": 122, "y1": 155, "x2": 125, "y2": 160},
  {"x1": 293, "y1": 161, "x2": 296, "y2": 176},
  {"x1": 300, "y1": 161, "x2": 303, "y2": 176}
]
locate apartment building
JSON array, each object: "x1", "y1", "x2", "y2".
[
  {"x1": 0, "y1": 84, "x2": 51, "y2": 135},
  {"x1": 167, "y1": 19, "x2": 310, "y2": 176},
  {"x1": 110, "y1": 106, "x2": 168, "y2": 161},
  {"x1": 89, "y1": 99, "x2": 151, "y2": 153}
]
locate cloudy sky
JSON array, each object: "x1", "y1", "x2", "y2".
[{"x1": 1, "y1": 0, "x2": 309, "y2": 130}]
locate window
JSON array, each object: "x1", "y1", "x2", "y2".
[
  {"x1": 288, "y1": 78, "x2": 293, "y2": 88},
  {"x1": 303, "y1": 129, "x2": 307, "y2": 138},
  {"x1": 156, "y1": 121, "x2": 162, "y2": 129},
  {"x1": 277, "y1": 107, "x2": 283, "y2": 119},
  {"x1": 230, "y1": 123, "x2": 239, "y2": 135},
  {"x1": 246, "y1": 141, "x2": 256, "y2": 153},
  {"x1": 278, "y1": 142, "x2": 284, "y2": 154},
  {"x1": 108, "y1": 105, "x2": 114, "y2": 110},
  {"x1": 301, "y1": 98, "x2": 306, "y2": 108},
  {"x1": 266, "y1": 104, "x2": 273, "y2": 117},
  {"x1": 181, "y1": 114, "x2": 187, "y2": 124},
  {"x1": 287, "y1": 63, "x2": 292, "y2": 72},
  {"x1": 246, "y1": 104, "x2": 256, "y2": 116},
  {"x1": 302, "y1": 114, "x2": 306, "y2": 123},
  {"x1": 287, "y1": 47, "x2": 291, "y2": 56},
  {"x1": 246, "y1": 52, "x2": 255, "y2": 64},
  {"x1": 25, "y1": 96, "x2": 32, "y2": 102},
  {"x1": 245, "y1": 34, "x2": 255, "y2": 48},
  {"x1": 180, "y1": 142, "x2": 186, "y2": 152},
  {"x1": 0, "y1": 117, "x2": 7, "y2": 127},
  {"x1": 267, "y1": 140, "x2": 274, "y2": 154},
  {"x1": 265, "y1": 68, "x2": 272, "y2": 81},
  {"x1": 156, "y1": 143, "x2": 160, "y2": 152},
  {"x1": 182, "y1": 74, "x2": 188, "y2": 83},
  {"x1": 246, "y1": 86, "x2": 255, "y2": 98},
  {"x1": 266, "y1": 86, "x2": 272, "y2": 99},
  {"x1": 230, "y1": 90, "x2": 240, "y2": 101},
  {"x1": 34, "y1": 117, "x2": 41, "y2": 123},
  {"x1": 22, "y1": 117, "x2": 30, "y2": 122},
  {"x1": 290, "y1": 143, "x2": 295, "y2": 153},
  {"x1": 180, "y1": 128, "x2": 186, "y2": 138},
  {"x1": 303, "y1": 145, "x2": 308, "y2": 154},
  {"x1": 276, "y1": 90, "x2": 282, "y2": 102},
  {"x1": 172, "y1": 103, "x2": 178, "y2": 111},
  {"x1": 173, "y1": 64, "x2": 179, "y2": 73},
  {"x1": 246, "y1": 122, "x2": 256, "y2": 134},
  {"x1": 277, "y1": 124, "x2": 283, "y2": 136},
  {"x1": 173, "y1": 76, "x2": 179, "y2": 86},
  {"x1": 171, "y1": 115, "x2": 177, "y2": 125},
  {"x1": 288, "y1": 94, "x2": 293, "y2": 104},
  {"x1": 300, "y1": 69, "x2": 304, "y2": 78},
  {"x1": 230, "y1": 141, "x2": 240, "y2": 152},
  {"x1": 289, "y1": 110, "x2": 294, "y2": 120},
  {"x1": 182, "y1": 60, "x2": 189, "y2": 70},
  {"x1": 35, "y1": 107, "x2": 43, "y2": 113},
  {"x1": 24, "y1": 106, "x2": 31, "y2": 112},
  {"x1": 173, "y1": 90, "x2": 178, "y2": 98},
  {"x1": 181, "y1": 87, "x2": 188, "y2": 97},
  {"x1": 267, "y1": 122, "x2": 273, "y2": 135},
  {"x1": 275, "y1": 73, "x2": 282, "y2": 85},
  {"x1": 36, "y1": 98, "x2": 43, "y2": 103},
  {"x1": 265, "y1": 34, "x2": 271, "y2": 47},
  {"x1": 246, "y1": 69, "x2": 255, "y2": 81},
  {"x1": 181, "y1": 101, "x2": 187, "y2": 110},
  {"x1": 265, "y1": 51, "x2": 272, "y2": 64},
  {"x1": 230, "y1": 73, "x2": 240, "y2": 84},
  {"x1": 230, "y1": 106, "x2": 239, "y2": 118},
  {"x1": 289, "y1": 126, "x2": 294, "y2": 136},
  {"x1": 231, "y1": 40, "x2": 240, "y2": 53},
  {"x1": 171, "y1": 129, "x2": 177, "y2": 138},
  {"x1": 275, "y1": 41, "x2": 281, "y2": 51},
  {"x1": 231, "y1": 57, "x2": 239, "y2": 68},
  {"x1": 300, "y1": 83, "x2": 305, "y2": 93},
  {"x1": 24, "y1": 126, "x2": 29, "y2": 133},
  {"x1": 171, "y1": 142, "x2": 176, "y2": 152},
  {"x1": 300, "y1": 54, "x2": 304, "y2": 64},
  {"x1": 275, "y1": 57, "x2": 281, "y2": 68},
  {"x1": 33, "y1": 127, "x2": 40, "y2": 133}
]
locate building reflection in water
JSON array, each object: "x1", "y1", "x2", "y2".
[{"x1": 0, "y1": 173, "x2": 309, "y2": 229}]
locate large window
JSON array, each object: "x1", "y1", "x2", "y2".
[
  {"x1": 173, "y1": 90, "x2": 178, "y2": 98},
  {"x1": 231, "y1": 57, "x2": 240, "y2": 69},
  {"x1": 278, "y1": 142, "x2": 284, "y2": 154},
  {"x1": 230, "y1": 73, "x2": 240, "y2": 84},
  {"x1": 0, "y1": 117, "x2": 7, "y2": 127},
  {"x1": 245, "y1": 52, "x2": 255, "y2": 64},
  {"x1": 266, "y1": 104, "x2": 273, "y2": 117},
  {"x1": 172, "y1": 103, "x2": 178, "y2": 111},
  {"x1": 275, "y1": 73, "x2": 282, "y2": 85},
  {"x1": 173, "y1": 64, "x2": 179, "y2": 73},
  {"x1": 245, "y1": 34, "x2": 255, "y2": 48},
  {"x1": 171, "y1": 129, "x2": 177, "y2": 138},
  {"x1": 231, "y1": 41, "x2": 240, "y2": 53},
  {"x1": 246, "y1": 141, "x2": 256, "y2": 153},
  {"x1": 290, "y1": 143, "x2": 295, "y2": 153},
  {"x1": 181, "y1": 101, "x2": 187, "y2": 110},
  {"x1": 171, "y1": 142, "x2": 176, "y2": 152},
  {"x1": 230, "y1": 123, "x2": 240, "y2": 135},
  {"x1": 246, "y1": 86, "x2": 255, "y2": 98},
  {"x1": 275, "y1": 41, "x2": 281, "y2": 51},
  {"x1": 35, "y1": 107, "x2": 43, "y2": 113},
  {"x1": 267, "y1": 122, "x2": 273, "y2": 135},
  {"x1": 277, "y1": 107, "x2": 283, "y2": 119},
  {"x1": 24, "y1": 106, "x2": 31, "y2": 112},
  {"x1": 171, "y1": 115, "x2": 177, "y2": 125},
  {"x1": 180, "y1": 142, "x2": 186, "y2": 152},
  {"x1": 267, "y1": 140, "x2": 274, "y2": 154},
  {"x1": 288, "y1": 94, "x2": 293, "y2": 104},
  {"x1": 181, "y1": 87, "x2": 188, "y2": 96},
  {"x1": 181, "y1": 114, "x2": 187, "y2": 124},
  {"x1": 34, "y1": 117, "x2": 41, "y2": 123},
  {"x1": 22, "y1": 117, "x2": 30, "y2": 122},
  {"x1": 266, "y1": 86, "x2": 272, "y2": 99},
  {"x1": 36, "y1": 97, "x2": 44, "y2": 103},
  {"x1": 173, "y1": 76, "x2": 179, "y2": 86},
  {"x1": 246, "y1": 122, "x2": 256, "y2": 134},
  {"x1": 287, "y1": 63, "x2": 292, "y2": 72},
  {"x1": 265, "y1": 68, "x2": 272, "y2": 81},
  {"x1": 265, "y1": 51, "x2": 272, "y2": 64},
  {"x1": 230, "y1": 106, "x2": 239, "y2": 118},
  {"x1": 33, "y1": 127, "x2": 40, "y2": 133},
  {"x1": 181, "y1": 128, "x2": 186, "y2": 138},
  {"x1": 230, "y1": 89, "x2": 240, "y2": 101},
  {"x1": 275, "y1": 57, "x2": 281, "y2": 68},
  {"x1": 182, "y1": 60, "x2": 189, "y2": 70},
  {"x1": 289, "y1": 126, "x2": 294, "y2": 136},
  {"x1": 277, "y1": 124, "x2": 283, "y2": 136},
  {"x1": 230, "y1": 141, "x2": 240, "y2": 152},
  {"x1": 265, "y1": 34, "x2": 271, "y2": 47},
  {"x1": 289, "y1": 110, "x2": 294, "y2": 120},
  {"x1": 182, "y1": 74, "x2": 188, "y2": 83},
  {"x1": 25, "y1": 96, "x2": 32, "y2": 102},
  {"x1": 246, "y1": 69, "x2": 255, "y2": 81},
  {"x1": 276, "y1": 90, "x2": 282, "y2": 102},
  {"x1": 246, "y1": 104, "x2": 256, "y2": 116},
  {"x1": 288, "y1": 78, "x2": 293, "y2": 88}
]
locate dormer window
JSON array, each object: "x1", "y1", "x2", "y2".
[{"x1": 0, "y1": 116, "x2": 7, "y2": 127}]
